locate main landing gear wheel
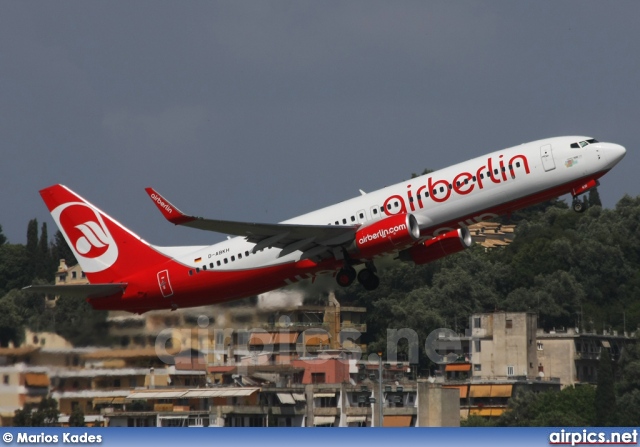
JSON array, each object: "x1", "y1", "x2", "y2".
[
  {"x1": 572, "y1": 198, "x2": 588, "y2": 213},
  {"x1": 357, "y1": 268, "x2": 380, "y2": 291},
  {"x1": 336, "y1": 266, "x2": 357, "y2": 287}
]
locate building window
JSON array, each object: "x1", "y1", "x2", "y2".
[
  {"x1": 537, "y1": 342, "x2": 544, "y2": 351},
  {"x1": 473, "y1": 317, "x2": 481, "y2": 329},
  {"x1": 474, "y1": 364, "x2": 481, "y2": 372},
  {"x1": 71, "y1": 271, "x2": 77, "y2": 279},
  {"x1": 311, "y1": 373, "x2": 326, "y2": 384},
  {"x1": 507, "y1": 366, "x2": 514, "y2": 376},
  {"x1": 506, "y1": 319, "x2": 513, "y2": 329},
  {"x1": 474, "y1": 340, "x2": 481, "y2": 352},
  {"x1": 3, "y1": 375, "x2": 8, "y2": 385}
]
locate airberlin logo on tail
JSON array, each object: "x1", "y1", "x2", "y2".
[
  {"x1": 150, "y1": 193, "x2": 173, "y2": 214},
  {"x1": 51, "y1": 202, "x2": 118, "y2": 273}
]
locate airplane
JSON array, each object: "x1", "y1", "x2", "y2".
[{"x1": 25, "y1": 136, "x2": 626, "y2": 314}]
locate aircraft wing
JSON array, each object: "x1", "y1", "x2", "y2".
[
  {"x1": 145, "y1": 188, "x2": 358, "y2": 261},
  {"x1": 22, "y1": 284, "x2": 127, "y2": 299}
]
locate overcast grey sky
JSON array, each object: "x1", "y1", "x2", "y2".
[{"x1": 1, "y1": 1, "x2": 638, "y2": 246}]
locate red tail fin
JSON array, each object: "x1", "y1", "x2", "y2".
[{"x1": 40, "y1": 184, "x2": 170, "y2": 284}]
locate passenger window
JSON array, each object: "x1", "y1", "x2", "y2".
[
  {"x1": 373, "y1": 209, "x2": 378, "y2": 215},
  {"x1": 359, "y1": 213, "x2": 364, "y2": 219},
  {"x1": 439, "y1": 187, "x2": 444, "y2": 193},
  {"x1": 387, "y1": 204, "x2": 392, "y2": 210},
  {"x1": 342, "y1": 218, "x2": 347, "y2": 224},
  {"x1": 245, "y1": 251, "x2": 250, "y2": 256},
  {"x1": 351, "y1": 216, "x2": 355, "y2": 222},
  {"x1": 231, "y1": 256, "x2": 235, "y2": 261},
  {"x1": 335, "y1": 221, "x2": 339, "y2": 225},
  {"x1": 210, "y1": 263, "x2": 214, "y2": 269},
  {"x1": 217, "y1": 261, "x2": 221, "y2": 266},
  {"x1": 224, "y1": 258, "x2": 228, "y2": 264},
  {"x1": 189, "y1": 270, "x2": 193, "y2": 276},
  {"x1": 516, "y1": 162, "x2": 521, "y2": 168},
  {"x1": 238, "y1": 253, "x2": 242, "y2": 259},
  {"x1": 202, "y1": 265, "x2": 207, "y2": 271}
]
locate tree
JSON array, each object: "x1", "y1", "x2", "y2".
[
  {"x1": 25, "y1": 219, "x2": 38, "y2": 279},
  {"x1": 588, "y1": 188, "x2": 602, "y2": 207},
  {"x1": 51, "y1": 230, "x2": 76, "y2": 267},
  {"x1": 35, "y1": 397, "x2": 59, "y2": 427},
  {"x1": 12, "y1": 398, "x2": 59, "y2": 427},
  {"x1": 497, "y1": 386, "x2": 595, "y2": 427},
  {"x1": 0, "y1": 244, "x2": 30, "y2": 297},
  {"x1": 595, "y1": 347, "x2": 616, "y2": 426},
  {"x1": 36, "y1": 222, "x2": 53, "y2": 281},
  {"x1": 0, "y1": 224, "x2": 7, "y2": 245},
  {"x1": 68, "y1": 406, "x2": 85, "y2": 427},
  {"x1": 0, "y1": 291, "x2": 25, "y2": 347}
]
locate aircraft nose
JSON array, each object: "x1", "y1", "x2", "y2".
[{"x1": 604, "y1": 143, "x2": 626, "y2": 166}]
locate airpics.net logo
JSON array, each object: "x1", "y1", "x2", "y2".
[{"x1": 358, "y1": 224, "x2": 407, "y2": 245}]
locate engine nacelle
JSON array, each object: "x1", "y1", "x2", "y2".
[
  {"x1": 398, "y1": 227, "x2": 472, "y2": 265},
  {"x1": 353, "y1": 213, "x2": 421, "y2": 258}
]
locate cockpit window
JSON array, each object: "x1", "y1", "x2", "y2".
[{"x1": 571, "y1": 138, "x2": 599, "y2": 149}]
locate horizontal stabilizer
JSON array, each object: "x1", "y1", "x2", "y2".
[{"x1": 23, "y1": 283, "x2": 127, "y2": 299}]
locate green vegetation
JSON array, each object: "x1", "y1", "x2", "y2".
[
  {"x1": 0, "y1": 221, "x2": 109, "y2": 347},
  {"x1": 13, "y1": 397, "x2": 59, "y2": 427},
  {"x1": 337, "y1": 194, "x2": 640, "y2": 370}
]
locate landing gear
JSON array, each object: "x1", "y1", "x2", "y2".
[
  {"x1": 335, "y1": 263, "x2": 380, "y2": 291},
  {"x1": 572, "y1": 197, "x2": 588, "y2": 213},
  {"x1": 357, "y1": 268, "x2": 380, "y2": 291},
  {"x1": 336, "y1": 266, "x2": 356, "y2": 287}
]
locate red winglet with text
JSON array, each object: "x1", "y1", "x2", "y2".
[{"x1": 145, "y1": 187, "x2": 197, "y2": 225}]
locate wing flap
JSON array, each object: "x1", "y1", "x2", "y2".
[{"x1": 23, "y1": 284, "x2": 127, "y2": 299}]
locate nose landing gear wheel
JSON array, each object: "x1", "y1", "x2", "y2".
[{"x1": 572, "y1": 198, "x2": 587, "y2": 213}]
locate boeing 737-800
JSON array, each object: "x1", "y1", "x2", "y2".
[{"x1": 25, "y1": 136, "x2": 626, "y2": 313}]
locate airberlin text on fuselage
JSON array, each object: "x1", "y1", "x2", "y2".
[
  {"x1": 151, "y1": 193, "x2": 173, "y2": 214},
  {"x1": 382, "y1": 154, "x2": 530, "y2": 214}
]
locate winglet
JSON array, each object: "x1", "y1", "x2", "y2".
[{"x1": 145, "y1": 188, "x2": 197, "y2": 225}]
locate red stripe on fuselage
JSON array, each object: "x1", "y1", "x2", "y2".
[{"x1": 88, "y1": 258, "x2": 341, "y2": 312}]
